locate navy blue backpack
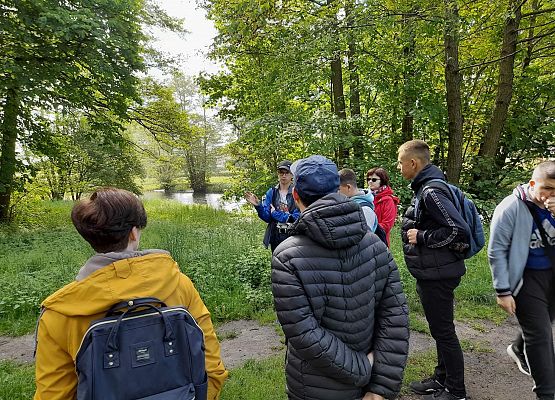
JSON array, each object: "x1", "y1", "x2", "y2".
[
  {"x1": 417, "y1": 179, "x2": 485, "y2": 259},
  {"x1": 76, "y1": 298, "x2": 207, "y2": 400}
]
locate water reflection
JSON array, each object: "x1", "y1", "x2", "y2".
[{"x1": 142, "y1": 190, "x2": 245, "y2": 212}]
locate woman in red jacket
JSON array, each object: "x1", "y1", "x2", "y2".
[{"x1": 366, "y1": 167, "x2": 400, "y2": 246}]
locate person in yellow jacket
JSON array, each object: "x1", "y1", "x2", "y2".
[{"x1": 34, "y1": 187, "x2": 228, "y2": 399}]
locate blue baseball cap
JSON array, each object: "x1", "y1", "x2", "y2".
[{"x1": 290, "y1": 155, "x2": 339, "y2": 198}]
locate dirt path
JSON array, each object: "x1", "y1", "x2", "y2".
[
  {"x1": 2, "y1": 318, "x2": 553, "y2": 399},
  {"x1": 0, "y1": 319, "x2": 285, "y2": 369}
]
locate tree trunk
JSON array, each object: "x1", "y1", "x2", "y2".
[
  {"x1": 522, "y1": 0, "x2": 538, "y2": 72},
  {"x1": 0, "y1": 87, "x2": 20, "y2": 223},
  {"x1": 443, "y1": 0, "x2": 464, "y2": 184},
  {"x1": 331, "y1": 55, "x2": 348, "y2": 165},
  {"x1": 346, "y1": 1, "x2": 364, "y2": 185},
  {"x1": 401, "y1": 13, "x2": 416, "y2": 145},
  {"x1": 478, "y1": 0, "x2": 522, "y2": 159}
]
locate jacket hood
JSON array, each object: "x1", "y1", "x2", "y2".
[
  {"x1": 411, "y1": 164, "x2": 446, "y2": 192},
  {"x1": 41, "y1": 251, "x2": 181, "y2": 317},
  {"x1": 290, "y1": 193, "x2": 367, "y2": 250},
  {"x1": 513, "y1": 183, "x2": 532, "y2": 201},
  {"x1": 351, "y1": 189, "x2": 375, "y2": 209},
  {"x1": 374, "y1": 186, "x2": 400, "y2": 205}
]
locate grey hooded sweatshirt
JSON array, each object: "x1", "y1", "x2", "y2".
[{"x1": 488, "y1": 184, "x2": 535, "y2": 296}]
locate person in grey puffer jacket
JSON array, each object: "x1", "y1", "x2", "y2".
[{"x1": 272, "y1": 155, "x2": 410, "y2": 400}]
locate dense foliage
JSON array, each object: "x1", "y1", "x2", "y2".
[
  {"x1": 201, "y1": 0, "x2": 555, "y2": 207},
  {"x1": 0, "y1": 0, "x2": 183, "y2": 222}
]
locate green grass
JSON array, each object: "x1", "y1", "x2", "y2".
[
  {"x1": 0, "y1": 357, "x2": 288, "y2": 400},
  {"x1": 0, "y1": 199, "x2": 267, "y2": 335},
  {"x1": 221, "y1": 356, "x2": 287, "y2": 400},
  {"x1": 401, "y1": 350, "x2": 437, "y2": 394},
  {"x1": 140, "y1": 175, "x2": 232, "y2": 193},
  {"x1": 0, "y1": 361, "x2": 35, "y2": 400},
  {"x1": 0, "y1": 200, "x2": 509, "y2": 397}
]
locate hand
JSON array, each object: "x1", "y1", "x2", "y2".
[
  {"x1": 407, "y1": 228, "x2": 419, "y2": 244},
  {"x1": 544, "y1": 196, "x2": 555, "y2": 216},
  {"x1": 497, "y1": 295, "x2": 516, "y2": 315},
  {"x1": 362, "y1": 393, "x2": 385, "y2": 400},
  {"x1": 244, "y1": 192, "x2": 259, "y2": 206}
]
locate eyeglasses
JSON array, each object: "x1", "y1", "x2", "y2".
[{"x1": 367, "y1": 178, "x2": 380, "y2": 183}]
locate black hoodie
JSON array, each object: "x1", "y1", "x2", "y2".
[{"x1": 401, "y1": 164, "x2": 470, "y2": 280}]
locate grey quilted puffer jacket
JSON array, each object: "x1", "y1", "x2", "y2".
[{"x1": 272, "y1": 193, "x2": 409, "y2": 400}]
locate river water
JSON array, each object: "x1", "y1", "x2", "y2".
[{"x1": 142, "y1": 190, "x2": 245, "y2": 212}]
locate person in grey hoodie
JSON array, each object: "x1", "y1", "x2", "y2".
[{"x1": 488, "y1": 160, "x2": 555, "y2": 400}]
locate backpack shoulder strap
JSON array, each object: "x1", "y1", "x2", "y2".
[{"x1": 415, "y1": 178, "x2": 456, "y2": 215}]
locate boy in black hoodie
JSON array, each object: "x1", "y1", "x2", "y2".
[{"x1": 398, "y1": 140, "x2": 470, "y2": 400}]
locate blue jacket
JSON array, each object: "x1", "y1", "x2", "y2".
[
  {"x1": 255, "y1": 185, "x2": 300, "y2": 248},
  {"x1": 488, "y1": 184, "x2": 534, "y2": 296},
  {"x1": 351, "y1": 190, "x2": 378, "y2": 232}
]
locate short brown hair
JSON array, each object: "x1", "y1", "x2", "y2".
[
  {"x1": 398, "y1": 139, "x2": 431, "y2": 163},
  {"x1": 71, "y1": 187, "x2": 147, "y2": 253},
  {"x1": 366, "y1": 167, "x2": 390, "y2": 187},
  {"x1": 534, "y1": 160, "x2": 555, "y2": 180},
  {"x1": 339, "y1": 168, "x2": 358, "y2": 187}
]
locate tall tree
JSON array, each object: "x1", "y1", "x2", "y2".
[
  {"x1": 443, "y1": 0, "x2": 464, "y2": 183},
  {"x1": 478, "y1": 0, "x2": 523, "y2": 159},
  {"x1": 0, "y1": 0, "x2": 181, "y2": 222}
]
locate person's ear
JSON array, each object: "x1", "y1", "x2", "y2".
[
  {"x1": 529, "y1": 180, "x2": 536, "y2": 190},
  {"x1": 292, "y1": 187, "x2": 299, "y2": 201},
  {"x1": 129, "y1": 226, "x2": 139, "y2": 242}
]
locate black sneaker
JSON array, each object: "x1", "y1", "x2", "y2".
[
  {"x1": 423, "y1": 388, "x2": 466, "y2": 400},
  {"x1": 410, "y1": 377, "x2": 444, "y2": 394},
  {"x1": 507, "y1": 344, "x2": 531, "y2": 376},
  {"x1": 537, "y1": 395, "x2": 554, "y2": 400}
]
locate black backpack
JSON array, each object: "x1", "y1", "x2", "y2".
[
  {"x1": 416, "y1": 179, "x2": 485, "y2": 259},
  {"x1": 75, "y1": 297, "x2": 207, "y2": 400}
]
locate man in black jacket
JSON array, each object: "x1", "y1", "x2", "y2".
[
  {"x1": 272, "y1": 155, "x2": 409, "y2": 400},
  {"x1": 398, "y1": 140, "x2": 470, "y2": 400}
]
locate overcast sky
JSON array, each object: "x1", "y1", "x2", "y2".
[{"x1": 149, "y1": 0, "x2": 220, "y2": 78}]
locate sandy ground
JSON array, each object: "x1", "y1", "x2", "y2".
[{"x1": 2, "y1": 318, "x2": 553, "y2": 399}]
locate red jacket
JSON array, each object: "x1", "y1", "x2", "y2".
[{"x1": 373, "y1": 186, "x2": 400, "y2": 245}]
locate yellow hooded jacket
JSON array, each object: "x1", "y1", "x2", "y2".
[{"x1": 34, "y1": 251, "x2": 228, "y2": 400}]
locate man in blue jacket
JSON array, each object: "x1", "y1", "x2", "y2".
[
  {"x1": 398, "y1": 140, "x2": 470, "y2": 400},
  {"x1": 245, "y1": 160, "x2": 300, "y2": 251},
  {"x1": 489, "y1": 160, "x2": 555, "y2": 400}
]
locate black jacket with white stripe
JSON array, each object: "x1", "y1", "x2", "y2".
[
  {"x1": 401, "y1": 164, "x2": 469, "y2": 281},
  {"x1": 272, "y1": 193, "x2": 409, "y2": 400}
]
